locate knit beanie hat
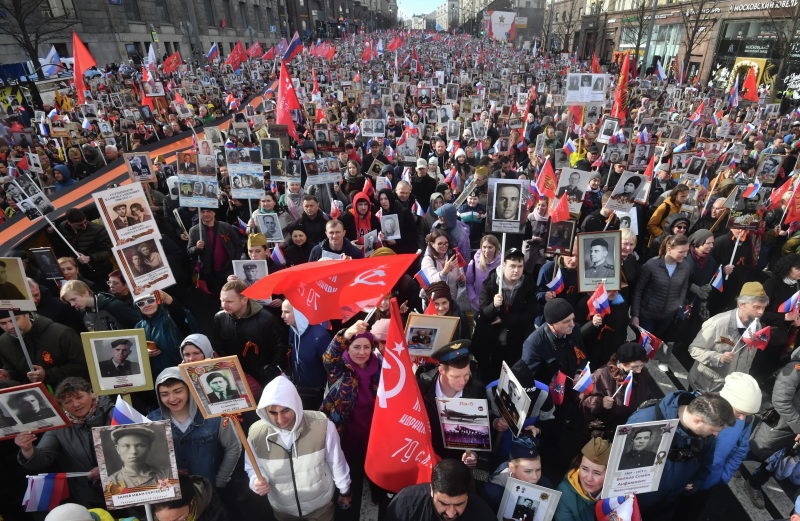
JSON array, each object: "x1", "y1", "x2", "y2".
[
  {"x1": 426, "y1": 281, "x2": 451, "y2": 301},
  {"x1": 720, "y1": 372, "x2": 762, "y2": 414},
  {"x1": 581, "y1": 437, "x2": 611, "y2": 466},
  {"x1": 617, "y1": 342, "x2": 647, "y2": 363},
  {"x1": 544, "y1": 298, "x2": 573, "y2": 324},
  {"x1": 454, "y1": 148, "x2": 466, "y2": 159}
]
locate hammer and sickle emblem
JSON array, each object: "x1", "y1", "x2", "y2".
[{"x1": 349, "y1": 268, "x2": 386, "y2": 287}]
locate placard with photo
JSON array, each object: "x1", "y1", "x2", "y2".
[
  {"x1": 756, "y1": 153, "x2": 784, "y2": 185},
  {"x1": 487, "y1": 179, "x2": 528, "y2": 234},
  {"x1": 254, "y1": 213, "x2": 284, "y2": 242},
  {"x1": 605, "y1": 171, "x2": 643, "y2": 213},
  {"x1": 0, "y1": 383, "x2": 70, "y2": 441},
  {"x1": 81, "y1": 329, "x2": 152, "y2": 394},
  {"x1": 497, "y1": 477, "x2": 562, "y2": 521},
  {"x1": 596, "y1": 117, "x2": 619, "y2": 145},
  {"x1": 29, "y1": 247, "x2": 62, "y2": 280},
  {"x1": 123, "y1": 153, "x2": 156, "y2": 183},
  {"x1": 601, "y1": 419, "x2": 679, "y2": 498},
  {"x1": 228, "y1": 163, "x2": 265, "y2": 199},
  {"x1": 729, "y1": 186, "x2": 771, "y2": 231},
  {"x1": 143, "y1": 81, "x2": 166, "y2": 97},
  {"x1": 555, "y1": 168, "x2": 592, "y2": 215},
  {"x1": 0, "y1": 257, "x2": 35, "y2": 311},
  {"x1": 380, "y1": 214, "x2": 401, "y2": 240},
  {"x1": 577, "y1": 230, "x2": 621, "y2": 292},
  {"x1": 545, "y1": 220, "x2": 576, "y2": 255},
  {"x1": 93, "y1": 421, "x2": 180, "y2": 508},
  {"x1": 112, "y1": 237, "x2": 176, "y2": 297},
  {"x1": 233, "y1": 259, "x2": 268, "y2": 288},
  {"x1": 180, "y1": 356, "x2": 257, "y2": 418},
  {"x1": 93, "y1": 182, "x2": 159, "y2": 246},
  {"x1": 404, "y1": 313, "x2": 460, "y2": 357},
  {"x1": 435, "y1": 397, "x2": 491, "y2": 451},
  {"x1": 493, "y1": 361, "x2": 532, "y2": 438}
]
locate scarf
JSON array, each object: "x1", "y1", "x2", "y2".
[
  {"x1": 529, "y1": 207, "x2": 549, "y2": 222},
  {"x1": 285, "y1": 190, "x2": 304, "y2": 220},
  {"x1": 566, "y1": 467, "x2": 597, "y2": 501},
  {"x1": 690, "y1": 248, "x2": 710, "y2": 271},
  {"x1": 64, "y1": 395, "x2": 98, "y2": 425}
]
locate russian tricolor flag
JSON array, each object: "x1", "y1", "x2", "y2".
[
  {"x1": 638, "y1": 327, "x2": 663, "y2": 359},
  {"x1": 573, "y1": 362, "x2": 594, "y2": 393},
  {"x1": 673, "y1": 141, "x2": 687, "y2": 153},
  {"x1": 609, "y1": 129, "x2": 626, "y2": 144},
  {"x1": 110, "y1": 395, "x2": 150, "y2": 425},
  {"x1": 282, "y1": 31, "x2": 303, "y2": 62},
  {"x1": 206, "y1": 42, "x2": 219, "y2": 61},
  {"x1": 563, "y1": 138, "x2": 577, "y2": 156},
  {"x1": 711, "y1": 265, "x2": 724, "y2": 292},
  {"x1": 778, "y1": 290, "x2": 800, "y2": 313},
  {"x1": 23, "y1": 473, "x2": 70, "y2": 512},
  {"x1": 638, "y1": 127, "x2": 649, "y2": 144},
  {"x1": 587, "y1": 282, "x2": 611, "y2": 318},
  {"x1": 596, "y1": 494, "x2": 641, "y2": 521},
  {"x1": 742, "y1": 178, "x2": 761, "y2": 198},
  {"x1": 414, "y1": 269, "x2": 430, "y2": 289},
  {"x1": 656, "y1": 59, "x2": 667, "y2": 81},
  {"x1": 546, "y1": 267, "x2": 565, "y2": 294},
  {"x1": 744, "y1": 122, "x2": 756, "y2": 133},
  {"x1": 622, "y1": 370, "x2": 634, "y2": 406},
  {"x1": 271, "y1": 245, "x2": 286, "y2": 265},
  {"x1": 411, "y1": 200, "x2": 424, "y2": 216}
]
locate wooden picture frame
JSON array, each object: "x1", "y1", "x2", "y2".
[
  {"x1": 0, "y1": 382, "x2": 70, "y2": 441},
  {"x1": 179, "y1": 356, "x2": 256, "y2": 419},
  {"x1": 81, "y1": 329, "x2": 153, "y2": 395},
  {"x1": 404, "y1": 313, "x2": 460, "y2": 358},
  {"x1": 576, "y1": 230, "x2": 622, "y2": 293}
]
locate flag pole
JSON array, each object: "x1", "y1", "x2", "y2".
[
  {"x1": 498, "y1": 233, "x2": 507, "y2": 294},
  {"x1": 725, "y1": 232, "x2": 742, "y2": 280},
  {"x1": 8, "y1": 310, "x2": 34, "y2": 372}
]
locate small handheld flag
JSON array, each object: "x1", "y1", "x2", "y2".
[
  {"x1": 741, "y1": 178, "x2": 762, "y2": 199},
  {"x1": 622, "y1": 370, "x2": 634, "y2": 406},
  {"x1": 742, "y1": 321, "x2": 770, "y2": 351},
  {"x1": 271, "y1": 245, "x2": 287, "y2": 266},
  {"x1": 587, "y1": 282, "x2": 611, "y2": 318},
  {"x1": 778, "y1": 290, "x2": 800, "y2": 313},
  {"x1": 710, "y1": 265, "x2": 724, "y2": 292},
  {"x1": 110, "y1": 395, "x2": 150, "y2": 425},
  {"x1": 563, "y1": 139, "x2": 577, "y2": 156},
  {"x1": 546, "y1": 267, "x2": 565, "y2": 294},
  {"x1": 22, "y1": 473, "x2": 70, "y2": 512},
  {"x1": 638, "y1": 327, "x2": 663, "y2": 359},
  {"x1": 573, "y1": 362, "x2": 594, "y2": 394},
  {"x1": 414, "y1": 270, "x2": 431, "y2": 289}
]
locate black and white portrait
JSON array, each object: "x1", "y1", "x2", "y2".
[
  {"x1": 233, "y1": 259, "x2": 268, "y2": 288},
  {"x1": 380, "y1": 214, "x2": 401, "y2": 240},
  {"x1": 493, "y1": 183, "x2": 522, "y2": 221},
  {"x1": 577, "y1": 230, "x2": 621, "y2": 292}
]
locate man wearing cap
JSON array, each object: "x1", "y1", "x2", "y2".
[
  {"x1": 521, "y1": 298, "x2": 585, "y2": 479},
  {"x1": 418, "y1": 340, "x2": 491, "y2": 466},
  {"x1": 584, "y1": 238, "x2": 615, "y2": 278},
  {"x1": 99, "y1": 338, "x2": 140, "y2": 377},
  {"x1": 107, "y1": 426, "x2": 170, "y2": 489},
  {"x1": 411, "y1": 158, "x2": 438, "y2": 212},
  {"x1": 688, "y1": 282, "x2": 769, "y2": 392},
  {"x1": 111, "y1": 203, "x2": 135, "y2": 229},
  {"x1": 627, "y1": 392, "x2": 735, "y2": 518},
  {"x1": 241, "y1": 263, "x2": 260, "y2": 287}
]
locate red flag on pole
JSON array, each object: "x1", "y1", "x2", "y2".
[
  {"x1": 549, "y1": 194, "x2": 570, "y2": 223},
  {"x1": 225, "y1": 41, "x2": 247, "y2": 70},
  {"x1": 276, "y1": 61, "x2": 302, "y2": 142},
  {"x1": 72, "y1": 32, "x2": 96, "y2": 106},
  {"x1": 742, "y1": 322, "x2": 770, "y2": 351},
  {"x1": 642, "y1": 155, "x2": 655, "y2": 180},
  {"x1": 365, "y1": 298, "x2": 439, "y2": 492},
  {"x1": 246, "y1": 41, "x2": 263, "y2": 58},
  {"x1": 536, "y1": 159, "x2": 558, "y2": 199},
  {"x1": 742, "y1": 67, "x2": 759, "y2": 102},
  {"x1": 260, "y1": 46, "x2": 276, "y2": 60},
  {"x1": 161, "y1": 51, "x2": 182, "y2": 74},
  {"x1": 611, "y1": 52, "x2": 630, "y2": 123},
  {"x1": 242, "y1": 255, "x2": 418, "y2": 324}
]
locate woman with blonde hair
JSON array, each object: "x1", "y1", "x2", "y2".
[{"x1": 465, "y1": 234, "x2": 501, "y2": 312}]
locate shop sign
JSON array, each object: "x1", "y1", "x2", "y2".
[{"x1": 729, "y1": 0, "x2": 797, "y2": 11}]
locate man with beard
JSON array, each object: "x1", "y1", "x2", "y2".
[{"x1": 386, "y1": 459, "x2": 493, "y2": 521}]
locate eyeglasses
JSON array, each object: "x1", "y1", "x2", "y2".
[
  {"x1": 674, "y1": 225, "x2": 687, "y2": 230},
  {"x1": 135, "y1": 297, "x2": 157, "y2": 308}
]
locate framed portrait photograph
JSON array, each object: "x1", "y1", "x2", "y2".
[
  {"x1": 179, "y1": 355, "x2": 257, "y2": 418},
  {"x1": 233, "y1": 259, "x2": 268, "y2": 288},
  {"x1": 601, "y1": 419, "x2": 679, "y2": 498},
  {"x1": 205, "y1": 126, "x2": 223, "y2": 145},
  {"x1": 254, "y1": 213, "x2": 284, "y2": 242},
  {"x1": 0, "y1": 257, "x2": 35, "y2": 311},
  {"x1": 729, "y1": 186, "x2": 770, "y2": 231},
  {"x1": 577, "y1": 230, "x2": 621, "y2": 292},
  {"x1": 380, "y1": 214, "x2": 401, "y2": 240},
  {"x1": 93, "y1": 421, "x2": 181, "y2": 509},
  {"x1": 81, "y1": 329, "x2": 152, "y2": 394},
  {"x1": 112, "y1": 237, "x2": 176, "y2": 297},
  {"x1": 29, "y1": 247, "x2": 62, "y2": 280},
  {"x1": 0, "y1": 383, "x2": 70, "y2": 441},
  {"x1": 545, "y1": 220, "x2": 576, "y2": 255},
  {"x1": 555, "y1": 168, "x2": 592, "y2": 215},
  {"x1": 497, "y1": 477, "x2": 562, "y2": 521},
  {"x1": 93, "y1": 182, "x2": 159, "y2": 246},
  {"x1": 404, "y1": 313, "x2": 460, "y2": 357},
  {"x1": 596, "y1": 117, "x2": 619, "y2": 145},
  {"x1": 435, "y1": 397, "x2": 491, "y2": 451},
  {"x1": 143, "y1": 81, "x2": 166, "y2": 97},
  {"x1": 757, "y1": 153, "x2": 784, "y2": 185},
  {"x1": 487, "y1": 179, "x2": 528, "y2": 234},
  {"x1": 605, "y1": 171, "x2": 643, "y2": 213},
  {"x1": 493, "y1": 361, "x2": 531, "y2": 438}
]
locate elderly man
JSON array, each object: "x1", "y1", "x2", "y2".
[{"x1": 688, "y1": 282, "x2": 769, "y2": 392}]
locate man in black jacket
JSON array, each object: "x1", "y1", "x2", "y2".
[
  {"x1": 187, "y1": 208, "x2": 242, "y2": 294},
  {"x1": 210, "y1": 280, "x2": 287, "y2": 383},
  {"x1": 290, "y1": 195, "x2": 329, "y2": 245},
  {"x1": 57, "y1": 208, "x2": 114, "y2": 286}
]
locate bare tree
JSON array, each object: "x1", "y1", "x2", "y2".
[
  {"x1": 618, "y1": 0, "x2": 649, "y2": 67},
  {"x1": 679, "y1": 0, "x2": 719, "y2": 81},
  {"x1": 554, "y1": 0, "x2": 581, "y2": 53},
  {"x1": 0, "y1": 0, "x2": 77, "y2": 106},
  {"x1": 764, "y1": 2, "x2": 800, "y2": 97},
  {"x1": 541, "y1": 4, "x2": 557, "y2": 54}
]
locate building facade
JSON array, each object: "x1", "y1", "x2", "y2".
[{"x1": 0, "y1": 0, "x2": 397, "y2": 71}]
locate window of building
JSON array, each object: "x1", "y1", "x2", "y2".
[
  {"x1": 223, "y1": 0, "x2": 234, "y2": 26},
  {"x1": 43, "y1": 0, "x2": 76, "y2": 18},
  {"x1": 155, "y1": 0, "x2": 170, "y2": 22},
  {"x1": 239, "y1": 2, "x2": 247, "y2": 27},
  {"x1": 254, "y1": 5, "x2": 263, "y2": 31},
  {"x1": 203, "y1": 0, "x2": 215, "y2": 26},
  {"x1": 124, "y1": 0, "x2": 141, "y2": 20}
]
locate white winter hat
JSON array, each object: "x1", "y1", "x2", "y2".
[
  {"x1": 720, "y1": 372, "x2": 762, "y2": 414},
  {"x1": 45, "y1": 504, "x2": 94, "y2": 521}
]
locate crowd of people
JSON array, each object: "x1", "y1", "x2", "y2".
[{"x1": 2, "y1": 27, "x2": 800, "y2": 521}]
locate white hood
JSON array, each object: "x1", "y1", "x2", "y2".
[{"x1": 257, "y1": 375, "x2": 304, "y2": 450}]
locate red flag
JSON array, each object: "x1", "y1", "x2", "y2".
[
  {"x1": 243, "y1": 255, "x2": 417, "y2": 324},
  {"x1": 324, "y1": 45, "x2": 336, "y2": 61},
  {"x1": 785, "y1": 189, "x2": 800, "y2": 224},
  {"x1": 742, "y1": 323, "x2": 770, "y2": 351},
  {"x1": 224, "y1": 41, "x2": 247, "y2": 70},
  {"x1": 453, "y1": 247, "x2": 468, "y2": 268},
  {"x1": 246, "y1": 41, "x2": 263, "y2": 58},
  {"x1": 72, "y1": 32, "x2": 96, "y2": 106},
  {"x1": 365, "y1": 299, "x2": 439, "y2": 491},
  {"x1": 549, "y1": 194, "x2": 570, "y2": 223},
  {"x1": 276, "y1": 61, "x2": 301, "y2": 142},
  {"x1": 362, "y1": 40, "x2": 376, "y2": 62},
  {"x1": 536, "y1": 159, "x2": 558, "y2": 199},
  {"x1": 612, "y1": 52, "x2": 630, "y2": 123},
  {"x1": 549, "y1": 371, "x2": 568, "y2": 406},
  {"x1": 174, "y1": 91, "x2": 186, "y2": 105},
  {"x1": 591, "y1": 53, "x2": 601, "y2": 73},
  {"x1": 162, "y1": 51, "x2": 182, "y2": 74},
  {"x1": 387, "y1": 36, "x2": 405, "y2": 51},
  {"x1": 569, "y1": 105, "x2": 584, "y2": 128},
  {"x1": 260, "y1": 46, "x2": 277, "y2": 60},
  {"x1": 312, "y1": 69, "x2": 319, "y2": 95},
  {"x1": 642, "y1": 155, "x2": 655, "y2": 180},
  {"x1": 742, "y1": 67, "x2": 759, "y2": 102},
  {"x1": 769, "y1": 180, "x2": 793, "y2": 210}
]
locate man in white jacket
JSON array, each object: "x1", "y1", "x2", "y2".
[{"x1": 245, "y1": 375, "x2": 351, "y2": 521}]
